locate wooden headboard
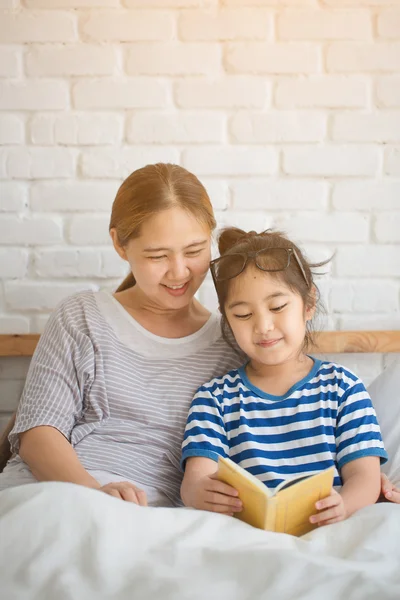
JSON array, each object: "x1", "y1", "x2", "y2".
[{"x1": 0, "y1": 331, "x2": 400, "y2": 357}]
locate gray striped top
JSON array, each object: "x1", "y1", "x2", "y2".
[{"x1": 8, "y1": 291, "x2": 243, "y2": 506}]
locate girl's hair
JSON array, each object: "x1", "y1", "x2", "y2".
[
  {"x1": 215, "y1": 227, "x2": 331, "y2": 352},
  {"x1": 110, "y1": 163, "x2": 216, "y2": 292}
]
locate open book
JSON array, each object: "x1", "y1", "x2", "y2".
[{"x1": 217, "y1": 456, "x2": 335, "y2": 537}]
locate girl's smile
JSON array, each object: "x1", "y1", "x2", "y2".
[
  {"x1": 225, "y1": 265, "x2": 315, "y2": 372},
  {"x1": 256, "y1": 337, "x2": 282, "y2": 348}
]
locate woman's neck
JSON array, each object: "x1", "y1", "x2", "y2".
[
  {"x1": 113, "y1": 286, "x2": 211, "y2": 338},
  {"x1": 245, "y1": 354, "x2": 314, "y2": 397}
]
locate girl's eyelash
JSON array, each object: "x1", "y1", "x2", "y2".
[
  {"x1": 149, "y1": 256, "x2": 166, "y2": 260},
  {"x1": 271, "y1": 303, "x2": 287, "y2": 312},
  {"x1": 234, "y1": 304, "x2": 287, "y2": 318}
]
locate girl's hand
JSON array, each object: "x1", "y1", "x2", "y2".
[
  {"x1": 100, "y1": 481, "x2": 148, "y2": 506},
  {"x1": 309, "y1": 488, "x2": 347, "y2": 527},
  {"x1": 189, "y1": 471, "x2": 242, "y2": 515},
  {"x1": 381, "y1": 473, "x2": 400, "y2": 504}
]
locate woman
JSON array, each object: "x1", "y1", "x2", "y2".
[
  {"x1": 0, "y1": 163, "x2": 243, "y2": 506},
  {"x1": 0, "y1": 163, "x2": 398, "y2": 507}
]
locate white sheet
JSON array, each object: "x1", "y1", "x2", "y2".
[{"x1": 0, "y1": 482, "x2": 399, "y2": 600}]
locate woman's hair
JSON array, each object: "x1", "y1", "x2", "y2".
[
  {"x1": 110, "y1": 163, "x2": 216, "y2": 292},
  {"x1": 215, "y1": 227, "x2": 331, "y2": 352}
]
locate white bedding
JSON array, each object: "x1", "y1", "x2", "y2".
[{"x1": 0, "y1": 483, "x2": 399, "y2": 600}]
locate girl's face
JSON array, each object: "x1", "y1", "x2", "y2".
[
  {"x1": 224, "y1": 266, "x2": 315, "y2": 367},
  {"x1": 112, "y1": 207, "x2": 211, "y2": 310}
]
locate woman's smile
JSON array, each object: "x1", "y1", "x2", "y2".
[{"x1": 162, "y1": 281, "x2": 190, "y2": 296}]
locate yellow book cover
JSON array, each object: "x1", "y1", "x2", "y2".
[{"x1": 217, "y1": 456, "x2": 335, "y2": 537}]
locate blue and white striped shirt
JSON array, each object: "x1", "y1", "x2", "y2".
[{"x1": 181, "y1": 359, "x2": 388, "y2": 489}]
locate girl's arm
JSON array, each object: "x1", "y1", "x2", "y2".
[
  {"x1": 339, "y1": 456, "x2": 381, "y2": 513},
  {"x1": 19, "y1": 426, "x2": 100, "y2": 488},
  {"x1": 181, "y1": 456, "x2": 242, "y2": 515},
  {"x1": 310, "y1": 456, "x2": 381, "y2": 526},
  {"x1": 312, "y1": 374, "x2": 389, "y2": 526}
]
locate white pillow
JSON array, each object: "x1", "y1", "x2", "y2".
[{"x1": 367, "y1": 357, "x2": 400, "y2": 486}]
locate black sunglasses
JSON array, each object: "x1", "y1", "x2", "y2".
[{"x1": 210, "y1": 247, "x2": 309, "y2": 287}]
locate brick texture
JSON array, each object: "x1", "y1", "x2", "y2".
[{"x1": 0, "y1": 0, "x2": 399, "y2": 344}]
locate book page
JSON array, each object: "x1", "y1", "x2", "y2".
[
  {"x1": 273, "y1": 468, "x2": 334, "y2": 536},
  {"x1": 217, "y1": 457, "x2": 269, "y2": 529}
]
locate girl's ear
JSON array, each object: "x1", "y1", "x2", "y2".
[
  {"x1": 110, "y1": 228, "x2": 128, "y2": 261},
  {"x1": 305, "y1": 285, "x2": 317, "y2": 321}
]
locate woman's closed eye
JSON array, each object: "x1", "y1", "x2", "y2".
[{"x1": 149, "y1": 249, "x2": 202, "y2": 261}]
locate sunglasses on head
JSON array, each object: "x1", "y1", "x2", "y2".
[{"x1": 210, "y1": 247, "x2": 309, "y2": 287}]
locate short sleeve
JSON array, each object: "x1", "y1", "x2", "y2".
[
  {"x1": 9, "y1": 297, "x2": 95, "y2": 453},
  {"x1": 335, "y1": 379, "x2": 388, "y2": 470},
  {"x1": 181, "y1": 385, "x2": 229, "y2": 470}
]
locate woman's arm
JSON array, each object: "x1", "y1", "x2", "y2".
[
  {"x1": 380, "y1": 472, "x2": 400, "y2": 503},
  {"x1": 181, "y1": 456, "x2": 242, "y2": 514},
  {"x1": 8, "y1": 298, "x2": 96, "y2": 479},
  {"x1": 19, "y1": 426, "x2": 100, "y2": 488},
  {"x1": 19, "y1": 426, "x2": 148, "y2": 504},
  {"x1": 0, "y1": 413, "x2": 16, "y2": 473}
]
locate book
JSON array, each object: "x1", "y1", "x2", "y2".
[{"x1": 217, "y1": 456, "x2": 335, "y2": 537}]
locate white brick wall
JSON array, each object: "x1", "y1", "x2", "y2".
[
  {"x1": 72, "y1": 79, "x2": 169, "y2": 109},
  {"x1": 0, "y1": 0, "x2": 399, "y2": 345},
  {"x1": 0, "y1": 81, "x2": 69, "y2": 110},
  {"x1": 126, "y1": 112, "x2": 225, "y2": 144},
  {"x1": 385, "y1": 147, "x2": 400, "y2": 175},
  {"x1": 277, "y1": 10, "x2": 372, "y2": 41},
  {"x1": 179, "y1": 8, "x2": 273, "y2": 40},
  {"x1": 377, "y1": 76, "x2": 400, "y2": 107},
  {"x1": 29, "y1": 113, "x2": 124, "y2": 145},
  {"x1": 225, "y1": 42, "x2": 320, "y2": 74},
  {"x1": 175, "y1": 76, "x2": 269, "y2": 108},
  {"x1": 0, "y1": 11, "x2": 77, "y2": 42},
  {"x1": 25, "y1": 44, "x2": 118, "y2": 76},
  {"x1": 275, "y1": 76, "x2": 369, "y2": 108},
  {"x1": 80, "y1": 10, "x2": 175, "y2": 42}
]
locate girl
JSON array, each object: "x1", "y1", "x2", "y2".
[{"x1": 181, "y1": 228, "x2": 388, "y2": 526}]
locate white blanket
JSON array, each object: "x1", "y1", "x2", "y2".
[{"x1": 0, "y1": 482, "x2": 399, "y2": 600}]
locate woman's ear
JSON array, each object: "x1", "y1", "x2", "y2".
[{"x1": 110, "y1": 228, "x2": 128, "y2": 261}]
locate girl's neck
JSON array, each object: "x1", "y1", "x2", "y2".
[
  {"x1": 245, "y1": 354, "x2": 314, "y2": 397},
  {"x1": 113, "y1": 286, "x2": 211, "y2": 338}
]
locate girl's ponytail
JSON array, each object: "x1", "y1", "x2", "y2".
[{"x1": 218, "y1": 227, "x2": 257, "y2": 256}]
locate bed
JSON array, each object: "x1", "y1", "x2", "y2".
[{"x1": 0, "y1": 332, "x2": 399, "y2": 600}]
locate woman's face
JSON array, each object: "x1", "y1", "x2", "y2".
[{"x1": 112, "y1": 207, "x2": 212, "y2": 310}]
